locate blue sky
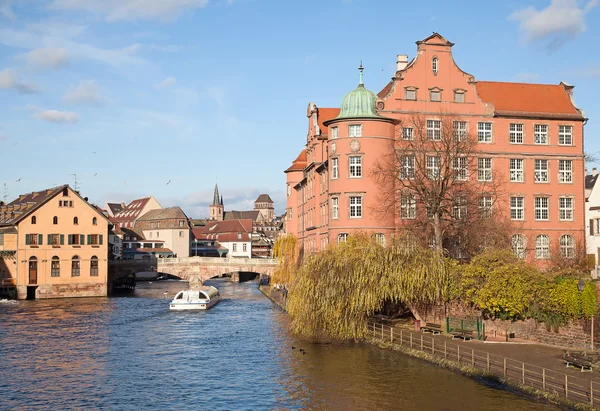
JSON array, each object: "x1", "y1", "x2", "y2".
[{"x1": 0, "y1": 0, "x2": 598, "y2": 217}]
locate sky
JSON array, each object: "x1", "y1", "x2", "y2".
[{"x1": 0, "y1": 0, "x2": 599, "y2": 218}]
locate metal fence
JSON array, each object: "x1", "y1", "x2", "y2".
[{"x1": 369, "y1": 321, "x2": 598, "y2": 409}]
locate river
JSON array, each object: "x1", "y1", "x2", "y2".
[{"x1": 0, "y1": 279, "x2": 560, "y2": 410}]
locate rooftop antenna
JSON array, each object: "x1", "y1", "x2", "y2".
[
  {"x1": 70, "y1": 174, "x2": 79, "y2": 191},
  {"x1": 3, "y1": 183, "x2": 8, "y2": 202}
]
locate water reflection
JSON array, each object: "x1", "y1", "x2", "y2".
[{"x1": 0, "y1": 279, "x2": 559, "y2": 410}]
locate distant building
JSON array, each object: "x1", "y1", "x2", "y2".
[
  {"x1": 209, "y1": 184, "x2": 277, "y2": 224},
  {"x1": 209, "y1": 184, "x2": 224, "y2": 222},
  {"x1": 192, "y1": 219, "x2": 253, "y2": 258},
  {"x1": 254, "y1": 194, "x2": 274, "y2": 221},
  {"x1": 105, "y1": 202, "x2": 125, "y2": 218},
  {"x1": 0, "y1": 185, "x2": 109, "y2": 300},
  {"x1": 586, "y1": 168, "x2": 600, "y2": 272},
  {"x1": 135, "y1": 207, "x2": 191, "y2": 258},
  {"x1": 111, "y1": 196, "x2": 162, "y2": 229}
]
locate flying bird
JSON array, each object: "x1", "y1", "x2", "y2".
[
  {"x1": 166, "y1": 180, "x2": 171, "y2": 185},
  {"x1": 92, "y1": 152, "x2": 96, "y2": 154},
  {"x1": 15, "y1": 178, "x2": 21, "y2": 182},
  {"x1": 94, "y1": 173, "x2": 97, "y2": 176}
]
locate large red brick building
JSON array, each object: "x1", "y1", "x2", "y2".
[{"x1": 285, "y1": 33, "x2": 586, "y2": 264}]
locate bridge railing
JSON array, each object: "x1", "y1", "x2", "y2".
[{"x1": 159, "y1": 256, "x2": 278, "y2": 265}]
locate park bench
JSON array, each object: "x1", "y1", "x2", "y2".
[
  {"x1": 563, "y1": 350, "x2": 595, "y2": 372},
  {"x1": 450, "y1": 330, "x2": 474, "y2": 341},
  {"x1": 421, "y1": 322, "x2": 442, "y2": 335}
]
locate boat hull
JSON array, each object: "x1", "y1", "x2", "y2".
[{"x1": 169, "y1": 298, "x2": 220, "y2": 311}]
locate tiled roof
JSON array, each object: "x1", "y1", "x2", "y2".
[
  {"x1": 285, "y1": 149, "x2": 307, "y2": 173},
  {"x1": 138, "y1": 207, "x2": 188, "y2": 221},
  {"x1": 113, "y1": 197, "x2": 152, "y2": 226},
  {"x1": 116, "y1": 227, "x2": 146, "y2": 240},
  {"x1": 125, "y1": 247, "x2": 173, "y2": 253},
  {"x1": 0, "y1": 185, "x2": 67, "y2": 226},
  {"x1": 378, "y1": 81, "x2": 393, "y2": 98},
  {"x1": 475, "y1": 81, "x2": 583, "y2": 118},
  {"x1": 586, "y1": 174, "x2": 599, "y2": 190},
  {"x1": 254, "y1": 194, "x2": 273, "y2": 204},
  {"x1": 192, "y1": 219, "x2": 253, "y2": 242},
  {"x1": 224, "y1": 210, "x2": 260, "y2": 221},
  {"x1": 107, "y1": 202, "x2": 124, "y2": 215},
  {"x1": 317, "y1": 108, "x2": 340, "y2": 135}
]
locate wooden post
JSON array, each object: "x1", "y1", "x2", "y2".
[
  {"x1": 444, "y1": 341, "x2": 447, "y2": 359},
  {"x1": 420, "y1": 334, "x2": 423, "y2": 351},
  {"x1": 486, "y1": 353, "x2": 490, "y2": 373},
  {"x1": 591, "y1": 380, "x2": 594, "y2": 407},
  {"x1": 458, "y1": 345, "x2": 460, "y2": 363},
  {"x1": 565, "y1": 374, "x2": 568, "y2": 399},
  {"x1": 503, "y1": 358, "x2": 507, "y2": 378},
  {"x1": 471, "y1": 349, "x2": 474, "y2": 367},
  {"x1": 400, "y1": 329, "x2": 403, "y2": 346},
  {"x1": 410, "y1": 333, "x2": 413, "y2": 348},
  {"x1": 432, "y1": 338, "x2": 435, "y2": 355},
  {"x1": 390, "y1": 327, "x2": 393, "y2": 342},
  {"x1": 522, "y1": 363, "x2": 525, "y2": 385},
  {"x1": 542, "y1": 368, "x2": 546, "y2": 391},
  {"x1": 381, "y1": 323, "x2": 384, "y2": 339}
]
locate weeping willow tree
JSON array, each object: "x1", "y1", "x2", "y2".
[
  {"x1": 271, "y1": 234, "x2": 300, "y2": 286},
  {"x1": 287, "y1": 233, "x2": 458, "y2": 340}
]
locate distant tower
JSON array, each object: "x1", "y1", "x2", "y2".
[
  {"x1": 209, "y1": 184, "x2": 224, "y2": 221},
  {"x1": 254, "y1": 194, "x2": 274, "y2": 221}
]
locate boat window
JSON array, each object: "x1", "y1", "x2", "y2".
[
  {"x1": 200, "y1": 292, "x2": 209, "y2": 300},
  {"x1": 175, "y1": 292, "x2": 183, "y2": 300}
]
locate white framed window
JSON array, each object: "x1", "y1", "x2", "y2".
[
  {"x1": 432, "y1": 57, "x2": 438, "y2": 74},
  {"x1": 558, "y1": 160, "x2": 573, "y2": 183},
  {"x1": 232, "y1": 243, "x2": 237, "y2": 252},
  {"x1": 560, "y1": 234, "x2": 575, "y2": 258},
  {"x1": 510, "y1": 197, "x2": 524, "y2": 220},
  {"x1": 349, "y1": 124, "x2": 362, "y2": 137},
  {"x1": 402, "y1": 127, "x2": 413, "y2": 140},
  {"x1": 477, "y1": 122, "x2": 492, "y2": 143},
  {"x1": 453, "y1": 157, "x2": 467, "y2": 181},
  {"x1": 331, "y1": 126, "x2": 338, "y2": 139},
  {"x1": 349, "y1": 196, "x2": 362, "y2": 218},
  {"x1": 454, "y1": 91, "x2": 465, "y2": 103},
  {"x1": 596, "y1": 219, "x2": 600, "y2": 235},
  {"x1": 289, "y1": 208, "x2": 293, "y2": 220},
  {"x1": 401, "y1": 155, "x2": 415, "y2": 179},
  {"x1": 374, "y1": 233, "x2": 385, "y2": 246},
  {"x1": 535, "y1": 235, "x2": 550, "y2": 259},
  {"x1": 405, "y1": 89, "x2": 416, "y2": 100},
  {"x1": 430, "y1": 90, "x2": 441, "y2": 102},
  {"x1": 478, "y1": 158, "x2": 492, "y2": 181},
  {"x1": 512, "y1": 234, "x2": 526, "y2": 259},
  {"x1": 453, "y1": 121, "x2": 467, "y2": 141},
  {"x1": 534, "y1": 159, "x2": 549, "y2": 182},
  {"x1": 243, "y1": 243, "x2": 247, "y2": 252},
  {"x1": 479, "y1": 196, "x2": 493, "y2": 218},
  {"x1": 401, "y1": 194, "x2": 416, "y2": 219},
  {"x1": 338, "y1": 233, "x2": 348, "y2": 244},
  {"x1": 426, "y1": 156, "x2": 440, "y2": 179},
  {"x1": 453, "y1": 195, "x2": 467, "y2": 219},
  {"x1": 534, "y1": 124, "x2": 548, "y2": 145},
  {"x1": 510, "y1": 159, "x2": 524, "y2": 182},
  {"x1": 349, "y1": 156, "x2": 362, "y2": 178},
  {"x1": 509, "y1": 123, "x2": 524, "y2": 144},
  {"x1": 331, "y1": 197, "x2": 339, "y2": 219},
  {"x1": 559, "y1": 125, "x2": 573, "y2": 145},
  {"x1": 535, "y1": 197, "x2": 549, "y2": 221},
  {"x1": 331, "y1": 158, "x2": 338, "y2": 179},
  {"x1": 426, "y1": 120, "x2": 441, "y2": 140},
  {"x1": 559, "y1": 197, "x2": 573, "y2": 221}
]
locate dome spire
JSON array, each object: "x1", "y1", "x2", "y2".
[{"x1": 358, "y1": 61, "x2": 364, "y2": 86}]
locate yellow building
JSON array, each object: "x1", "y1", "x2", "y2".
[{"x1": 0, "y1": 185, "x2": 109, "y2": 299}]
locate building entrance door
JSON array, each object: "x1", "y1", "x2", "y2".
[{"x1": 29, "y1": 257, "x2": 38, "y2": 284}]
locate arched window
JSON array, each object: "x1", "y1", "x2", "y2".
[
  {"x1": 560, "y1": 235, "x2": 575, "y2": 258},
  {"x1": 71, "y1": 256, "x2": 80, "y2": 277},
  {"x1": 535, "y1": 235, "x2": 550, "y2": 260},
  {"x1": 51, "y1": 256, "x2": 60, "y2": 277},
  {"x1": 338, "y1": 233, "x2": 348, "y2": 244},
  {"x1": 90, "y1": 256, "x2": 99, "y2": 276},
  {"x1": 374, "y1": 233, "x2": 386, "y2": 247},
  {"x1": 511, "y1": 234, "x2": 526, "y2": 259},
  {"x1": 73, "y1": 217, "x2": 78, "y2": 225},
  {"x1": 432, "y1": 57, "x2": 439, "y2": 74},
  {"x1": 31, "y1": 216, "x2": 36, "y2": 225},
  {"x1": 92, "y1": 217, "x2": 97, "y2": 226},
  {"x1": 53, "y1": 216, "x2": 58, "y2": 225}
]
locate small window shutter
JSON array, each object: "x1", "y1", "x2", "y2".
[
  {"x1": 80, "y1": 235, "x2": 85, "y2": 245},
  {"x1": 68, "y1": 234, "x2": 73, "y2": 245},
  {"x1": 38, "y1": 234, "x2": 43, "y2": 245},
  {"x1": 99, "y1": 235, "x2": 103, "y2": 245},
  {"x1": 48, "y1": 234, "x2": 52, "y2": 245},
  {"x1": 25, "y1": 234, "x2": 30, "y2": 245},
  {"x1": 591, "y1": 219, "x2": 595, "y2": 236},
  {"x1": 87, "y1": 234, "x2": 92, "y2": 245},
  {"x1": 60, "y1": 234, "x2": 65, "y2": 245}
]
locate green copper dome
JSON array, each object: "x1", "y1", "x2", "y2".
[{"x1": 336, "y1": 64, "x2": 382, "y2": 120}]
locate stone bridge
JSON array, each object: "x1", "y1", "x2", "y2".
[{"x1": 109, "y1": 257, "x2": 278, "y2": 285}]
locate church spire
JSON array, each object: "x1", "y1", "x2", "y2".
[{"x1": 212, "y1": 183, "x2": 220, "y2": 206}]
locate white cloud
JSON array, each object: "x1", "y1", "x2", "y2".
[
  {"x1": 0, "y1": 69, "x2": 40, "y2": 93},
  {"x1": 20, "y1": 47, "x2": 69, "y2": 71},
  {"x1": 49, "y1": 0, "x2": 210, "y2": 22},
  {"x1": 64, "y1": 80, "x2": 105, "y2": 104},
  {"x1": 0, "y1": 0, "x2": 15, "y2": 20},
  {"x1": 509, "y1": 0, "x2": 598, "y2": 48},
  {"x1": 154, "y1": 76, "x2": 177, "y2": 89},
  {"x1": 27, "y1": 105, "x2": 80, "y2": 124}
]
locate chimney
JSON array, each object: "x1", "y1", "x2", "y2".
[
  {"x1": 594, "y1": 168, "x2": 598, "y2": 176},
  {"x1": 397, "y1": 54, "x2": 409, "y2": 71}
]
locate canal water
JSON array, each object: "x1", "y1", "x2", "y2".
[{"x1": 0, "y1": 279, "x2": 559, "y2": 411}]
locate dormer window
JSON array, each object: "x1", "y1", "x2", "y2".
[
  {"x1": 31, "y1": 216, "x2": 36, "y2": 225},
  {"x1": 432, "y1": 57, "x2": 439, "y2": 75}
]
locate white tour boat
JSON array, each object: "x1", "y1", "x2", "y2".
[{"x1": 169, "y1": 286, "x2": 220, "y2": 311}]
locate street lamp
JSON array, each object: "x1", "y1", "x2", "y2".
[{"x1": 578, "y1": 279, "x2": 595, "y2": 351}]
